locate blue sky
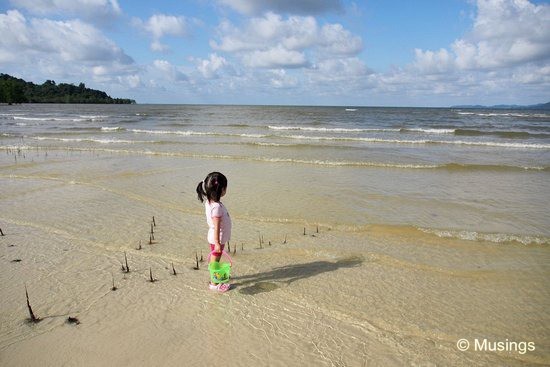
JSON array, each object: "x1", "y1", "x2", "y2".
[{"x1": 1, "y1": 0, "x2": 549, "y2": 106}]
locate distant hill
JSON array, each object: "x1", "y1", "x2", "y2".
[
  {"x1": 0, "y1": 74, "x2": 135, "y2": 104},
  {"x1": 451, "y1": 102, "x2": 550, "y2": 110}
]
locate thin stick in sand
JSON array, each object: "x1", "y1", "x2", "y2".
[
  {"x1": 193, "y1": 252, "x2": 199, "y2": 270},
  {"x1": 171, "y1": 262, "x2": 177, "y2": 276},
  {"x1": 123, "y1": 252, "x2": 130, "y2": 273},
  {"x1": 0, "y1": 227, "x2": 4, "y2": 236},
  {"x1": 303, "y1": 227, "x2": 306, "y2": 236},
  {"x1": 152, "y1": 216, "x2": 156, "y2": 227},
  {"x1": 200, "y1": 250, "x2": 204, "y2": 262},
  {"x1": 316, "y1": 225, "x2": 319, "y2": 234},
  {"x1": 241, "y1": 242, "x2": 244, "y2": 251},
  {"x1": 150, "y1": 222, "x2": 154, "y2": 235},
  {"x1": 149, "y1": 267, "x2": 156, "y2": 283},
  {"x1": 149, "y1": 234, "x2": 153, "y2": 245},
  {"x1": 228, "y1": 241, "x2": 231, "y2": 253},
  {"x1": 111, "y1": 273, "x2": 117, "y2": 291},
  {"x1": 25, "y1": 285, "x2": 40, "y2": 323},
  {"x1": 233, "y1": 245, "x2": 236, "y2": 255},
  {"x1": 283, "y1": 235, "x2": 287, "y2": 244}
]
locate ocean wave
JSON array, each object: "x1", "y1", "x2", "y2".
[
  {"x1": 418, "y1": 227, "x2": 549, "y2": 245},
  {"x1": 30, "y1": 137, "x2": 144, "y2": 144},
  {"x1": 268, "y1": 125, "x2": 398, "y2": 133},
  {"x1": 130, "y1": 129, "x2": 267, "y2": 138},
  {"x1": 454, "y1": 129, "x2": 550, "y2": 139},
  {"x1": 401, "y1": 128, "x2": 455, "y2": 134},
  {"x1": 5, "y1": 144, "x2": 546, "y2": 172},
  {"x1": 281, "y1": 134, "x2": 550, "y2": 149},
  {"x1": 13, "y1": 116, "x2": 105, "y2": 122},
  {"x1": 101, "y1": 127, "x2": 124, "y2": 132},
  {"x1": 456, "y1": 112, "x2": 549, "y2": 118}
]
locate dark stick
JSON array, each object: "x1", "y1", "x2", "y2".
[
  {"x1": 0, "y1": 227, "x2": 4, "y2": 236},
  {"x1": 283, "y1": 235, "x2": 287, "y2": 244},
  {"x1": 25, "y1": 285, "x2": 40, "y2": 323},
  {"x1": 200, "y1": 250, "x2": 203, "y2": 262},
  {"x1": 171, "y1": 262, "x2": 177, "y2": 276},
  {"x1": 111, "y1": 273, "x2": 117, "y2": 291},
  {"x1": 193, "y1": 252, "x2": 199, "y2": 270},
  {"x1": 268, "y1": 241, "x2": 271, "y2": 246},
  {"x1": 233, "y1": 245, "x2": 236, "y2": 255},
  {"x1": 228, "y1": 242, "x2": 231, "y2": 253},
  {"x1": 152, "y1": 216, "x2": 156, "y2": 227},
  {"x1": 149, "y1": 234, "x2": 153, "y2": 245},
  {"x1": 303, "y1": 227, "x2": 306, "y2": 236},
  {"x1": 241, "y1": 242, "x2": 244, "y2": 251},
  {"x1": 316, "y1": 225, "x2": 319, "y2": 233},
  {"x1": 150, "y1": 222, "x2": 154, "y2": 235},
  {"x1": 149, "y1": 267, "x2": 156, "y2": 282},
  {"x1": 124, "y1": 252, "x2": 129, "y2": 273}
]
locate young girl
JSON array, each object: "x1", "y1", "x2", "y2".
[{"x1": 196, "y1": 172, "x2": 232, "y2": 293}]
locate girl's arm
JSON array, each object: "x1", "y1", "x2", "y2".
[{"x1": 212, "y1": 216, "x2": 221, "y2": 253}]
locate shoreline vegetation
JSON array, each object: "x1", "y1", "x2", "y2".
[{"x1": 0, "y1": 74, "x2": 135, "y2": 104}]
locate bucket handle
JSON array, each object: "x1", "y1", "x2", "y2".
[{"x1": 208, "y1": 250, "x2": 233, "y2": 266}]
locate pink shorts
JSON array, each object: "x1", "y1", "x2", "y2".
[{"x1": 209, "y1": 244, "x2": 225, "y2": 257}]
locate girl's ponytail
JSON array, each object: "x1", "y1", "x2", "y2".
[
  {"x1": 197, "y1": 172, "x2": 228, "y2": 203},
  {"x1": 196, "y1": 181, "x2": 206, "y2": 202}
]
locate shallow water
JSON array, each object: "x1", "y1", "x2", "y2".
[
  {"x1": 1, "y1": 104, "x2": 549, "y2": 243},
  {"x1": 0, "y1": 104, "x2": 549, "y2": 366}
]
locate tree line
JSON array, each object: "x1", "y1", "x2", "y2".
[{"x1": 0, "y1": 74, "x2": 135, "y2": 104}]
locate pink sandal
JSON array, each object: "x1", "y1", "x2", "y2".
[{"x1": 209, "y1": 283, "x2": 231, "y2": 293}]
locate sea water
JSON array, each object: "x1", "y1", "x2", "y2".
[{"x1": 1, "y1": 103, "x2": 548, "y2": 244}]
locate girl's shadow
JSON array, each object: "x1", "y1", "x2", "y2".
[{"x1": 232, "y1": 256, "x2": 363, "y2": 295}]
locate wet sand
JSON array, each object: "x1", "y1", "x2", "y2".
[{"x1": 0, "y1": 148, "x2": 549, "y2": 366}]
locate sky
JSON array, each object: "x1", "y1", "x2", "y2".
[{"x1": 0, "y1": 0, "x2": 549, "y2": 106}]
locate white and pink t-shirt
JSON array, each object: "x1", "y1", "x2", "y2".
[{"x1": 205, "y1": 200, "x2": 232, "y2": 245}]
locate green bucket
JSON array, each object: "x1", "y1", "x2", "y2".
[{"x1": 208, "y1": 250, "x2": 233, "y2": 284}]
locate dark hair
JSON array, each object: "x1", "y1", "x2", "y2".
[{"x1": 196, "y1": 172, "x2": 228, "y2": 203}]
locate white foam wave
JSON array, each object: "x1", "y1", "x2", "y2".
[
  {"x1": 268, "y1": 125, "x2": 398, "y2": 133},
  {"x1": 31, "y1": 136, "x2": 142, "y2": 144},
  {"x1": 13, "y1": 116, "x2": 100, "y2": 122},
  {"x1": 403, "y1": 128, "x2": 455, "y2": 134},
  {"x1": 130, "y1": 129, "x2": 267, "y2": 138},
  {"x1": 80, "y1": 115, "x2": 107, "y2": 119},
  {"x1": 101, "y1": 127, "x2": 123, "y2": 131},
  {"x1": 419, "y1": 228, "x2": 548, "y2": 245},
  {"x1": 281, "y1": 135, "x2": 550, "y2": 149},
  {"x1": 457, "y1": 112, "x2": 549, "y2": 118}
]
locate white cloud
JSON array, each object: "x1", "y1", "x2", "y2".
[
  {"x1": 10, "y1": 0, "x2": 121, "y2": 23},
  {"x1": 196, "y1": 53, "x2": 228, "y2": 79},
  {"x1": 0, "y1": 10, "x2": 132, "y2": 64},
  {"x1": 244, "y1": 46, "x2": 308, "y2": 68},
  {"x1": 133, "y1": 13, "x2": 190, "y2": 52},
  {"x1": 152, "y1": 59, "x2": 188, "y2": 81},
  {"x1": 268, "y1": 69, "x2": 298, "y2": 88},
  {"x1": 210, "y1": 12, "x2": 363, "y2": 69},
  {"x1": 0, "y1": 9, "x2": 136, "y2": 89},
  {"x1": 219, "y1": 0, "x2": 342, "y2": 15},
  {"x1": 413, "y1": 0, "x2": 550, "y2": 73}
]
